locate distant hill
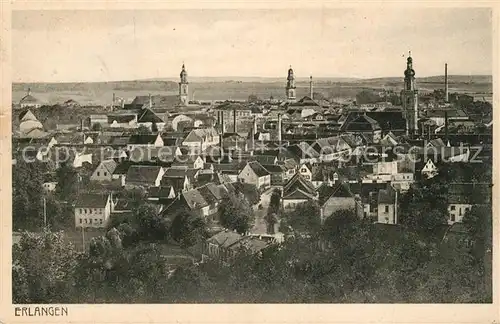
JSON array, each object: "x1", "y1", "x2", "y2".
[
  {"x1": 361, "y1": 75, "x2": 492, "y2": 84},
  {"x1": 12, "y1": 74, "x2": 492, "y2": 106}
]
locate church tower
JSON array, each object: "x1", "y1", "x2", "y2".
[
  {"x1": 286, "y1": 65, "x2": 297, "y2": 103},
  {"x1": 400, "y1": 52, "x2": 419, "y2": 136},
  {"x1": 179, "y1": 63, "x2": 189, "y2": 105}
]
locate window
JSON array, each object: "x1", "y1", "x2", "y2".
[
  {"x1": 104, "y1": 172, "x2": 107, "y2": 176},
  {"x1": 100, "y1": 219, "x2": 103, "y2": 225},
  {"x1": 80, "y1": 208, "x2": 83, "y2": 213},
  {"x1": 465, "y1": 207, "x2": 470, "y2": 212},
  {"x1": 451, "y1": 215, "x2": 455, "y2": 222},
  {"x1": 84, "y1": 209, "x2": 88, "y2": 213},
  {"x1": 97, "y1": 172, "x2": 100, "y2": 176},
  {"x1": 79, "y1": 219, "x2": 82, "y2": 224},
  {"x1": 89, "y1": 209, "x2": 92, "y2": 214},
  {"x1": 95, "y1": 218, "x2": 98, "y2": 223},
  {"x1": 385, "y1": 205, "x2": 389, "y2": 213},
  {"x1": 450, "y1": 205, "x2": 456, "y2": 211},
  {"x1": 459, "y1": 208, "x2": 462, "y2": 216}
]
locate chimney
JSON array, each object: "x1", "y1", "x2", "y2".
[
  {"x1": 309, "y1": 76, "x2": 313, "y2": 100},
  {"x1": 250, "y1": 116, "x2": 256, "y2": 153},
  {"x1": 27, "y1": 88, "x2": 31, "y2": 96},
  {"x1": 233, "y1": 108, "x2": 237, "y2": 133},
  {"x1": 444, "y1": 111, "x2": 449, "y2": 144},
  {"x1": 113, "y1": 92, "x2": 116, "y2": 106},
  {"x1": 149, "y1": 93, "x2": 152, "y2": 109},
  {"x1": 253, "y1": 116, "x2": 257, "y2": 135},
  {"x1": 444, "y1": 63, "x2": 449, "y2": 102},
  {"x1": 81, "y1": 119, "x2": 84, "y2": 132},
  {"x1": 278, "y1": 113, "x2": 282, "y2": 143}
]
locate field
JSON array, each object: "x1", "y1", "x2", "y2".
[{"x1": 12, "y1": 75, "x2": 492, "y2": 106}]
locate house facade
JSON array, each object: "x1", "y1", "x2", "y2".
[{"x1": 74, "y1": 193, "x2": 113, "y2": 229}]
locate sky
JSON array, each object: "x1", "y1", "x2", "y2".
[{"x1": 12, "y1": 8, "x2": 493, "y2": 83}]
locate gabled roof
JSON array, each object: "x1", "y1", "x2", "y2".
[
  {"x1": 251, "y1": 154, "x2": 278, "y2": 165},
  {"x1": 207, "y1": 230, "x2": 243, "y2": 248},
  {"x1": 343, "y1": 114, "x2": 381, "y2": 132},
  {"x1": 126, "y1": 165, "x2": 163, "y2": 184},
  {"x1": 20, "y1": 94, "x2": 41, "y2": 104},
  {"x1": 75, "y1": 193, "x2": 109, "y2": 208},
  {"x1": 183, "y1": 127, "x2": 219, "y2": 143},
  {"x1": 99, "y1": 159, "x2": 118, "y2": 174},
  {"x1": 108, "y1": 114, "x2": 137, "y2": 124},
  {"x1": 128, "y1": 134, "x2": 160, "y2": 145},
  {"x1": 182, "y1": 189, "x2": 209, "y2": 209},
  {"x1": 197, "y1": 184, "x2": 219, "y2": 206},
  {"x1": 109, "y1": 136, "x2": 131, "y2": 146},
  {"x1": 283, "y1": 173, "x2": 317, "y2": 197},
  {"x1": 245, "y1": 161, "x2": 270, "y2": 178},
  {"x1": 262, "y1": 164, "x2": 286, "y2": 174},
  {"x1": 378, "y1": 185, "x2": 396, "y2": 204},
  {"x1": 164, "y1": 167, "x2": 188, "y2": 178},
  {"x1": 317, "y1": 183, "x2": 354, "y2": 205},
  {"x1": 282, "y1": 188, "x2": 316, "y2": 200},
  {"x1": 19, "y1": 109, "x2": 39, "y2": 122},
  {"x1": 148, "y1": 186, "x2": 175, "y2": 199},
  {"x1": 287, "y1": 142, "x2": 320, "y2": 159},
  {"x1": 129, "y1": 146, "x2": 177, "y2": 163},
  {"x1": 113, "y1": 161, "x2": 133, "y2": 175},
  {"x1": 138, "y1": 108, "x2": 163, "y2": 123}
]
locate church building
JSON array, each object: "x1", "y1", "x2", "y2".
[
  {"x1": 179, "y1": 63, "x2": 189, "y2": 105},
  {"x1": 286, "y1": 66, "x2": 297, "y2": 103},
  {"x1": 400, "y1": 52, "x2": 419, "y2": 136}
]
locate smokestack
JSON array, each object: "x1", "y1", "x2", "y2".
[
  {"x1": 444, "y1": 111, "x2": 449, "y2": 144},
  {"x1": 233, "y1": 108, "x2": 237, "y2": 133},
  {"x1": 27, "y1": 88, "x2": 31, "y2": 96},
  {"x1": 444, "y1": 63, "x2": 449, "y2": 102},
  {"x1": 278, "y1": 114, "x2": 282, "y2": 143},
  {"x1": 113, "y1": 92, "x2": 116, "y2": 106},
  {"x1": 149, "y1": 93, "x2": 152, "y2": 109},
  {"x1": 253, "y1": 116, "x2": 257, "y2": 135},
  {"x1": 81, "y1": 119, "x2": 84, "y2": 132},
  {"x1": 310, "y1": 76, "x2": 313, "y2": 100}
]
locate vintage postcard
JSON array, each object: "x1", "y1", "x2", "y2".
[{"x1": 1, "y1": 1, "x2": 498, "y2": 323}]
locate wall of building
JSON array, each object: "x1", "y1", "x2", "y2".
[{"x1": 377, "y1": 203, "x2": 395, "y2": 224}]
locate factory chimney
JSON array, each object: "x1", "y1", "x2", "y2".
[
  {"x1": 445, "y1": 63, "x2": 449, "y2": 102},
  {"x1": 253, "y1": 115, "x2": 258, "y2": 135},
  {"x1": 444, "y1": 111, "x2": 449, "y2": 144},
  {"x1": 148, "y1": 93, "x2": 152, "y2": 110},
  {"x1": 112, "y1": 92, "x2": 116, "y2": 108},
  {"x1": 309, "y1": 76, "x2": 313, "y2": 100},
  {"x1": 278, "y1": 113, "x2": 282, "y2": 143},
  {"x1": 233, "y1": 108, "x2": 237, "y2": 133}
]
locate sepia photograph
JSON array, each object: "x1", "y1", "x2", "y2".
[{"x1": 9, "y1": 6, "x2": 494, "y2": 306}]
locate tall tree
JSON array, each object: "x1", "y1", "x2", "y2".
[
  {"x1": 218, "y1": 192, "x2": 255, "y2": 234},
  {"x1": 280, "y1": 201, "x2": 322, "y2": 235},
  {"x1": 12, "y1": 159, "x2": 44, "y2": 230},
  {"x1": 13, "y1": 230, "x2": 78, "y2": 303},
  {"x1": 55, "y1": 162, "x2": 79, "y2": 203},
  {"x1": 170, "y1": 209, "x2": 208, "y2": 247}
]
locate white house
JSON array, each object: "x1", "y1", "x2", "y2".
[
  {"x1": 108, "y1": 114, "x2": 138, "y2": 128},
  {"x1": 74, "y1": 193, "x2": 113, "y2": 229},
  {"x1": 90, "y1": 160, "x2": 118, "y2": 182},
  {"x1": 238, "y1": 161, "x2": 271, "y2": 191},
  {"x1": 377, "y1": 186, "x2": 398, "y2": 224},
  {"x1": 127, "y1": 134, "x2": 164, "y2": 151},
  {"x1": 125, "y1": 165, "x2": 165, "y2": 188},
  {"x1": 298, "y1": 163, "x2": 313, "y2": 181}
]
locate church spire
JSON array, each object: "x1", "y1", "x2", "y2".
[
  {"x1": 286, "y1": 65, "x2": 296, "y2": 103},
  {"x1": 179, "y1": 63, "x2": 189, "y2": 105}
]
